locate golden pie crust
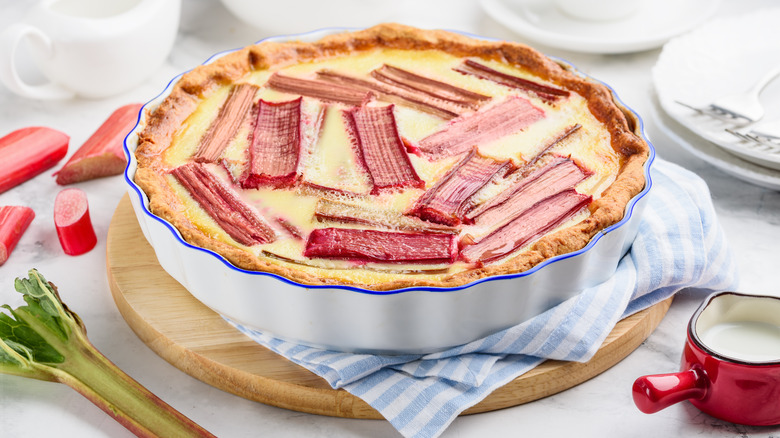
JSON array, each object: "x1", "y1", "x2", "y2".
[{"x1": 134, "y1": 23, "x2": 650, "y2": 291}]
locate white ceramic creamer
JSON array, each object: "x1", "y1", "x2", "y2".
[{"x1": 0, "y1": 0, "x2": 180, "y2": 99}]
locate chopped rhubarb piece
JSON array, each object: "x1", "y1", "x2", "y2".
[
  {"x1": 314, "y1": 198, "x2": 457, "y2": 233},
  {"x1": 460, "y1": 189, "x2": 591, "y2": 264},
  {"x1": 467, "y1": 156, "x2": 591, "y2": 226},
  {"x1": 455, "y1": 59, "x2": 570, "y2": 103},
  {"x1": 55, "y1": 103, "x2": 143, "y2": 185},
  {"x1": 0, "y1": 206, "x2": 35, "y2": 265},
  {"x1": 343, "y1": 105, "x2": 423, "y2": 194},
  {"x1": 171, "y1": 162, "x2": 276, "y2": 246},
  {"x1": 241, "y1": 98, "x2": 302, "y2": 188},
  {"x1": 417, "y1": 97, "x2": 545, "y2": 159},
  {"x1": 409, "y1": 149, "x2": 513, "y2": 226},
  {"x1": 193, "y1": 83, "x2": 258, "y2": 163},
  {"x1": 267, "y1": 72, "x2": 371, "y2": 107},
  {"x1": 54, "y1": 188, "x2": 97, "y2": 256},
  {"x1": 304, "y1": 228, "x2": 457, "y2": 264},
  {"x1": 318, "y1": 69, "x2": 461, "y2": 119},
  {"x1": 0, "y1": 127, "x2": 68, "y2": 194}
]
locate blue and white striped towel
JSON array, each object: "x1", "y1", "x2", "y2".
[{"x1": 228, "y1": 158, "x2": 739, "y2": 438}]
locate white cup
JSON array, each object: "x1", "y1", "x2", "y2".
[
  {"x1": 554, "y1": 0, "x2": 641, "y2": 21},
  {"x1": 0, "y1": 0, "x2": 181, "y2": 100}
]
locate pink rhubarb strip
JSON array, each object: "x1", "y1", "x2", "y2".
[
  {"x1": 304, "y1": 227, "x2": 457, "y2": 264},
  {"x1": 0, "y1": 206, "x2": 35, "y2": 265},
  {"x1": 460, "y1": 189, "x2": 592, "y2": 264},
  {"x1": 241, "y1": 97, "x2": 302, "y2": 188},
  {"x1": 267, "y1": 72, "x2": 371, "y2": 107},
  {"x1": 466, "y1": 155, "x2": 592, "y2": 226},
  {"x1": 343, "y1": 104, "x2": 423, "y2": 194},
  {"x1": 370, "y1": 64, "x2": 490, "y2": 118},
  {"x1": 409, "y1": 149, "x2": 513, "y2": 226},
  {"x1": 317, "y1": 69, "x2": 462, "y2": 119},
  {"x1": 193, "y1": 83, "x2": 258, "y2": 163},
  {"x1": 454, "y1": 59, "x2": 570, "y2": 103},
  {"x1": 417, "y1": 96, "x2": 545, "y2": 159},
  {"x1": 171, "y1": 162, "x2": 276, "y2": 246}
]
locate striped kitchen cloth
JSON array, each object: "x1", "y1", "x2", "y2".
[{"x1": 227, "y1": 158, "x2": 739, "y2": 438}]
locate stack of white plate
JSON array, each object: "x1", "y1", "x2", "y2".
[{"x1": 652, "y1": 7, "x2": 780, "y2": 191}]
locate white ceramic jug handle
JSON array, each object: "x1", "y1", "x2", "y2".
[{"x1": 0, "y1": 23, "x2": 75, "y2": 100}]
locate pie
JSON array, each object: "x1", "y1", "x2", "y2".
[{"x1": 133, "y1": 24, "x2": 650, "y2": 291}]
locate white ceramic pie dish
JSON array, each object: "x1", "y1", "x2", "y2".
[{"x1": 123, "y1": 28, "x2": 655, "y2": 354}]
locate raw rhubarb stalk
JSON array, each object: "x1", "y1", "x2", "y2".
[
  {"x1": 343, "y1": 105, "x2": 423, "y2": 194},
  {"x1": 409, "y1": 149, "x2": 513, "y2": 226},
  {"x1": 417, "y1": 97, "x2": 545, "y2": 159},
  {"x1": 0, "y1": 127, "x2": 69, "y2": 194},
  {"x1": 54, "y1": 188, "x2": 97, "y2": 256},
  {"x1": 460, "y1": 189, "x2": 592, "y2": 264},
  {"x1": 1, "y1": 270, "x2": 216, "y2": 438},
  {"x1": 466, "y1": 156, "x2": 592, "y2": 226},
  {"x1": 241, "y1": 98, "x2": 302, "y2": 188},
  {"x1": 171, "y1": 162, "x2": 276, "y2": 246},
  {"x1": 317, "y1": 69, "x2": 461, "y2": 119},
  {"x1": 304, "y1": 228, "x2": 457, "y2": 264},
  {"x1": 0, "y1": 206, "x2": 35, "y2": 265},
  {"x1": 267, "y1": 72, "x2": 371, "y2": 107},
  {"x1": 454, "y1": 59, "x2": 570, "y2": 103},
  {"x1": 372, "y1": 64, "x2": 489, "y2": 111},
  {"x1": 193, "y1": 83, "x2": 258, "y2": 163},
  {"x1": 314, "y1": 198, "x2": 457, "y2": 233},
  {"x1": 55, "y1": 103, "x2": 143, "y2": 185}
]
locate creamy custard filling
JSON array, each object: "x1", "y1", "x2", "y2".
[{"x1": 160, "y1": 47, "x2": 619, "y2": 285}]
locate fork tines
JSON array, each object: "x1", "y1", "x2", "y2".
[{"x1": 676, "y1": 100, "x2": 754, "y2": 125}]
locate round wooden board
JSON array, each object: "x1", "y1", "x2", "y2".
[{"x1": 106, "y1": 195, "x2": 671, "y2": 419}]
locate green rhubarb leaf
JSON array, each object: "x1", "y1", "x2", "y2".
[{"x1": 0, "y1": 306, "x2": 65, "y2": 364}]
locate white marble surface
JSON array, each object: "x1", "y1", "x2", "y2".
[{"x1": 1, "y1": 0, "x2": 779, "y2": 437}]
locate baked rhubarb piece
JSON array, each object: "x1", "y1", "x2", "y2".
[{"x1": 133, "y1": 24, "x2": 650, "y2": 290}]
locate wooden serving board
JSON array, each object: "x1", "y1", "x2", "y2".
[{"x1": 106, "y1": 195, "x2": 672, "y2": 418}]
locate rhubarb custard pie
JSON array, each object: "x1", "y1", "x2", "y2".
[{"x1": 134, "y1": 24, "x2": 650, "y2": 291}]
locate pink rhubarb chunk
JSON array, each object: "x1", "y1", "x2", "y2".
[
  {"x1": 171, "y1": 162, "x2": 276, "y2": 246},
  {"x1": 241, "y1": 97, "x2": 302, "y2": 188},
  {"x1": 193, "y1": 83, "x2": 258, "y2": 163},
  {"x1": 0, "y1": 206, "x2": 35, "y2": 265},
  {"x1": 304, "y1": 228, "x2": 457, "y2": 264},
  {"x1": 466, "y1": 155, "x2": 592, "y2": 226},
  {"x1": 344, "y1": 105, "x2": 423, "y2": 194},
  {"x1": 267, "y1": 72, "x2": 371, "y2": 107},
  {"x1": 454, "y1": 59, "x2": 570, "y2": 103},
  {"x1": 54, "y1": 188, "x2": 97, "y2": 256},
  {"x1": 460, "y1": 189, "x2": 592, "y2": 264},
  {"x1": 409, "y1": 149, "x2": 513, "y2": 226},
  {"x1": 55, "y1": 103, "x2": 143, "y2": 185},
  {"x1": 0, "y1": 127, "x2": 69, "y2": 194},
  {"x1": 417, "y1": 97, "x2": 545, "y2": 159}
]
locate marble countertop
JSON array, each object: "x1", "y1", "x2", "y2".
[{"x1": 1, "y1": 0, "x2": 779, "y2": 437}]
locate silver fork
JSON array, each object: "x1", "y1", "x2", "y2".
[
  {"x1": 726, "y1": 118, "x2": 780, "y2": 150},
  {"x1": 676, "y1": 65, "x2": 780, "y2": 125}
]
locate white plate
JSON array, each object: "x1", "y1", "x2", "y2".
[
  {"x1": 650, "y1": 101, "x2": 780, "y2": 192},
  {"x1": 480, "y1": 0, "x2": 719, "y2": 54},
  {"x1": 654, "y1": 7, "x2": 780, "y2": 171}
]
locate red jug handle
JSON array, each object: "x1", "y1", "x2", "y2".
[{"x1": 632, "y1": 368, "x2": 709, "y2": 414}]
